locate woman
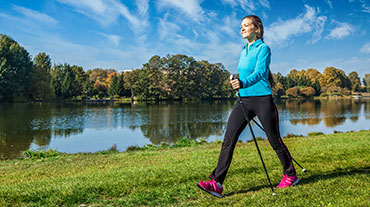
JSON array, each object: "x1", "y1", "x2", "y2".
[{"x1": 197, "y1": 15, "x2": 299, "y2": 198}]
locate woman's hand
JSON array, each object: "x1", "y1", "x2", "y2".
[{"x1": 231, "y1": 79, "x2": 241, "y2": 90}]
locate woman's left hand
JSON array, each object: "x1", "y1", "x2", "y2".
[{"x1": 231, "y1": 79, "x2": 241, "y2": 90}]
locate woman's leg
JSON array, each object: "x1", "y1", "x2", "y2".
[
  {"x1": 210, "y1": 98, "x2": 255, "y2": 184},
  {"x1": 253, "y1": 96, "x2": 296, "y2": 176}
]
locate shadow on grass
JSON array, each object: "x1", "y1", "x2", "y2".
[{"x1": 224, "y1": 166, "x2": 370, "y2": 197}]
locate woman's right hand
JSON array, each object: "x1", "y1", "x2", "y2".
[{"x1": 231, "y1": 79, "x2": 241, "y2": 90}]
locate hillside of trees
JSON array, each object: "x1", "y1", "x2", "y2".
[{"x1": 1, "y1": 34, "x2": 370, "y2": 103}]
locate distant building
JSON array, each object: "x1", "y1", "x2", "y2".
[{"x1": 117, "y1": 69, "x2": 134, "y2": 73}]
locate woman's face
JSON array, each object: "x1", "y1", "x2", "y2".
[{"x1": 240, "y1": 18, "x2": 257, "y2": 40}]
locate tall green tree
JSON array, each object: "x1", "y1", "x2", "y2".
[
  {"x1": 71, "y1": 65, "x2": 87, "y2": 96},
  {"x1": 31, "y1": 52, "x2": 54, "y2": 100},
  {"x1": 123, "y1": 70, "x2": 140, "y2": 102},
  {"x1": 0, "y1": 34, "x2": 33, "y2": 102},
  {"x1": 364, "y1": 74, "x2": 370, "y2": 92},
  {"x1": 51, "y1": 64, "x2": 79, "y2": 99},
  {"x1": 348, "y1": 71, "x2": 361, "y2": 92},
  {"x1": 142, "y1": 55, "x2": 166, "y2": 100},
  {"x1": 108, "y1": 74, "x2": 125, "y2": 97}
]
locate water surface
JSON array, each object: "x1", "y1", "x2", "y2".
[{"x1": 1, "y1": 98, "x2": 370, "y2": 159}]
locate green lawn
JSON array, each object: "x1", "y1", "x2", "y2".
[{"x1": 0, "y1": 131, "x2": 369, "y2": 206}]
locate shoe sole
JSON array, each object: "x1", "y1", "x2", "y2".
[
  {"x1": 197, "y1": 183, "x2": 223, "y2": 198},
  {"x1": 292, "y1": 178, "x2": 300, "y2": 186}
]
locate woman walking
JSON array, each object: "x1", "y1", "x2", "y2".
[{"x1": 197, "y1": 15, "x2": 299, "y2": 198}]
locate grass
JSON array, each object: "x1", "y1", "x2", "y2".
[{"x1": 0, "y1": 131, "x2": 369, "y2": 207}]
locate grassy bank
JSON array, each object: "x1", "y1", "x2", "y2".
[{"x1": 1, "y1": 131, "x2": 369, "y2": 207}]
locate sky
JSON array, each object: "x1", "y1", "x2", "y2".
[{"x1": 1, "y1": 0, "x2": 370, "y2": 77}]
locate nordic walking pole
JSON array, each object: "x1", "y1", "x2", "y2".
[
  {"x1": 230, "y1": 75, "x2": 276, "y2": 196},
  {"x1": 249, "y1": 118, "x2": 307, "y2": 172}
]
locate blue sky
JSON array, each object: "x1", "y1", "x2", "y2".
[{"x1": 1, "y1": 0, "x2": 370, "y2": 77}]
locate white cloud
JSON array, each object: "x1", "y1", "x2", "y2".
[
  {"x1": 12, "y1": 5, "x2": 58, "y2": 26},
  {"x1": 157, "y1": 0, "x2": 205, "y2": 22},
  {"x1": 222, "y1": 0, "x2": 269, "y2": 13},
  {"x1": 223, "y1": 0, "x2": 256, "y2": 13},
  {"x1": 259, "y1": 0, "x2": 270, "y2": 9},
  {"x1": 96, "y1": 32, "x2": 121, "y2": 46},
  {"x1": 197, "y1": 41, "x2": 242, "y2": 71},
  {"x1": 264, "y1": 5, "x2": 327, "y2": 46},
  {"x1": 361, "y1": 2, "x2": 370, "y2": 13},
  {"x1": 218, "y1": 14, "x2": 240, "y2": 37},
  {"x1": 326, "y1": 0, "x2": 333, "y2": 9},
  {"x1": 56, "y1": 0, "x2": 147, "y2": 33},
  {"x1": 360, "y1": 42, "x2": 370, "y2": 53},
  {"x1": 158, "y1": 14, "x2": 181, "y2": 41},
  {"x1": 326, "y1": 21, "x2": 354, "y2": 40}
]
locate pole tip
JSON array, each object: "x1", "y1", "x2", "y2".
[
  {"x1": 302, "y1": 168, "x2": 307, "y2": 172},
  {"x1": 272, "y1": 192, "x2": 277, "y2": 196}
]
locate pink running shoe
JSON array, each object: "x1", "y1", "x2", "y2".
[
  {"x1": 277, "y1": 174, "x2": 300, "y2": 188},
  {"x1": 197, "y1": 178, "x2": 223, "y2": 198}
]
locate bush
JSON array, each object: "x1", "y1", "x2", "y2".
[
  {"x1": 23, "y1": 149, "x2": 60, "y2": 159},
  {"x1": 283, "y1": 133, "x2": 304, "y2": 138},
  {"x1": 173, "y1": 137, "x2": 198, "y2": 147},
  {"x1": 308, "y1": 132, "x2": 324, "y2": 136},
  {"x1": 286, "y1": 87, "x2": 299, "y2": 97},
  {"x1": 301, "y1": 87, "x2": 316, "y2": 97}
]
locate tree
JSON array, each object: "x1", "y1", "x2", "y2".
[
  {"x1": 50, "y1": 64, "x2": 79, "y2": 99},
  {"x1": 305, "y1": 68, "x2": 322, "y2": 84},
  {"x1": 123, "y1": 70, "x2": 140, "y2": 102},
  {"x1": 0, "y1": 34, "x2": 33, "y2": 102},
  {"x1": 142, "y1": 55, "x2": 166, "y2": 100},
  {"x1": 273, "y1": 72, "x2": 287, "y2": 89},
  {"x1": 30, "y1": 52, "x2": 54, "y2": 100},
  {"x1": 364, "y1": 74, "x2": 370, "y2": 92},
  {"x1": 320, "y1": 67, "x2": 350, "y2": 90},
  {"x1": 108, "y1": 74, "x2": 125, "y2": 97},
  {"x1": 71, "y1": 65, "x2": 87, "y2": 95},
  {"x1": 273, "y1": 82, "x2": 286, "y2": 97},
  {"x1": 348, "y1": 71, "x2": 361, "y2": 92},
  {"x1": 286, "y1": 69, "x2": 298, "y2": 88}
]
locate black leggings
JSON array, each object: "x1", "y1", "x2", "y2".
[{"x1": 210, "y1": 95, "x2": 296, "y2": 184}]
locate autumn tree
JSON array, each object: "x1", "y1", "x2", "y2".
[
  {"x1": 286, "y1": 69, "x2": 298, "y2": 88},
  {"x1": 320, "y1": 67, "x2": 350, "y2": 91}
]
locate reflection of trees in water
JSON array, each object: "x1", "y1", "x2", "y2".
[
  {"x1": 290, "y1": 118, "x2": 321, "y2": 125},
  {"x1": 362, "y1": 99, "x2": 370, "y2": 120},
  {"x1": 138, "y1": 122, "x2": 226, "y2": 145},
  {"x1": 283, "y1": 99, "x2": 321, "y2": 114},
  {"x1": 127, "y1": 100, "x2": 234, "y2": 144},
  {"x1": 0, "y1": 103, "x2": 85, "y2": 159},
  {"x1": 0, "y1": 103, "x2": 48, "y2": 159},
  {"x1": 282, "y1": 99, "x2": 362, "y2": 127}
]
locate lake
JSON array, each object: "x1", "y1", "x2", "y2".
[{"x1": 1, "y1": 98, "x2": 370, "y2": 159}]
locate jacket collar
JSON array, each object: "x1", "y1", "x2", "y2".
[{"x1": 243, "y1": 38, "x2": 263, "y2": 50}]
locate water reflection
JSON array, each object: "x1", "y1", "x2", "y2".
[
  {"x1": 279, "y1": 99, "x2": 363, "y2": 127},
  {"x1": 1, "y1": 99, "x2": 370, "y2": 159}
]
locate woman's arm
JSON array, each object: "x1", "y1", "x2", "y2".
[{"x1": 239, "y1": 45, "x2": 271, "y2": 88}]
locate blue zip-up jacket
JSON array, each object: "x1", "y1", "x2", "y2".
[{"x1": 238, "y1": 38, "x2": 272, "y2": 97}]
